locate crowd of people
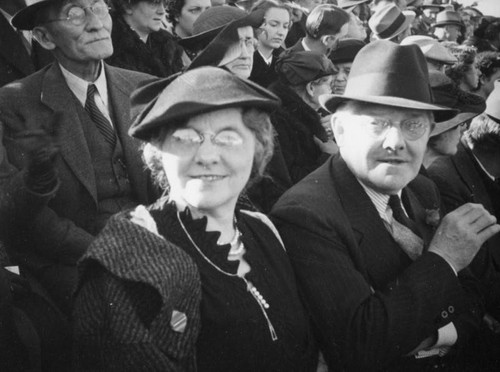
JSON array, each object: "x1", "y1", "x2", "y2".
[{"x1": 0, "y1": 0, "x2": 500, "y2": 370}]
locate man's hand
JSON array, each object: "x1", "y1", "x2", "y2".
[
  {"x1": 320, "y1": 114, "x2": 334, "y2": 140},
  {"x1": 428, "y1": 203, "x2": 500, "y2": 272}
]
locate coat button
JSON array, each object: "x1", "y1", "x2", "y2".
[
  {"x1": 448, "y1": 306, "x2": 454, "y2": 314},
  {"x1": 441, "y1": 310, "x2": 448, "y2": 319}
]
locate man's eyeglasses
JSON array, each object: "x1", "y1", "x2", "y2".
[
  {"x1": 363, "y1": 117, "x2": 432, "y2": 141},
  {"x1": 45, "y1": 3, "x2": 110, "y2": 27}
]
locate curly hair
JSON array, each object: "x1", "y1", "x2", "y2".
[
  {"x1": 142, "y1": 107, "x2": 275, "y2": 191},
  {"x1": 165, "y1": 0, "x2": 185, "y2": 26},
  {"x1": 476, "y1": 51, "x2": 500, "y2": 79},
  {"x1": 444, "y1": 44, "x2": 477, "y2": 86}
]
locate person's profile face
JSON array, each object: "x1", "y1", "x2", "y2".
[
  {"x1": 333, "y1": 103, "x2": 432, "y2": 194},
  {"x1": 331, "y1": 62, "x2": 352, "y2": 95},
  {"x1": 222, "y1": 26, "x2": 255, "y2": 79},
  {"x1": 126, "y1": 0, "x2": 165, "y2": 35}
]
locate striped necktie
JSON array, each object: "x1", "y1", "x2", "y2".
[
  {"x1": 85, "y1": 84, "x2": 116, "y2": 147},
  {"x1": 388, "y1": 195, "x2": 423, "y2": 261}
]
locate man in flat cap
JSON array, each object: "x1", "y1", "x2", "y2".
[
  {"x1": 0, "y1": 0, "x2": 157, "y2": 313},
  {"x1": 271, "y1": 40, "x2": 500, "y2": 371}
]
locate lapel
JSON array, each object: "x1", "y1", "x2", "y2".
[
  {"x1": 0, "y1": 14, "x2": 34, "y2": 76},
  {"x1": 453, "y1": 140, "x2": 494, "y2": 212},
  {"x1": 402, "y1": 187, "x2": 435, "y2": 247},
  {"x1": 40, "y1": 64, "x2": 97, "y2": 202},
  {"x1": 105, "y1": 64, "x2": 149, "y2": 203},
  {"x1": 331, "y1": 157, "x2": 412, "y2": 288}
]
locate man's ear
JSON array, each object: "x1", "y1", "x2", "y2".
[
  {"x1": 305, "y1": 81, "x2": 315, "y2": 98},
  {"x1": 320, "y1": 35, "x2": 330, "y2": 46},
  {"x1": 331, "y1": 115, "x2": 345, "y2": 147},
  {"x1": 32, "y1": 26, "x2": 57, "y2": 51}
]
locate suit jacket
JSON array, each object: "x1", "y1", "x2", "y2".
[
  {"x1": 428, "y1": 140, "x2": 500, "y2": 318},
  {"x1": 0, "y1": 62, "x2": 157, "y2": 271},
  {"x1": 271, "y1": 155, "x2": 480, "y2": 371},
  {"x1": 0, "y1": 13, "x2": 53, "y2": 87}
]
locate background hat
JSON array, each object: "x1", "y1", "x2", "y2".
[
  {"x1": 432, "y1": 10, "x2": 465, "y2": 33},
  {"x1": 329, "y1": 38, "x2": 365, "y2": 64},
  {"x1": 320, "y1": 40, "x2": 457, "y2": 122},
  {"x1": 178, "y1": 7, "x2": 247, "y2": 50},
  {"x1": 369, "y1": 4, "x2": 415, "y2": 40},
  {"x1": 12, "y1": 0, "x2": 54, "y2": 30},
  {"x1": 419, "y1": 0, "x2": 445, "y2": 10},
  {"x1": 276, "y1": 50, "x2": 337, "y2": 86},
  {"x1": 129, "y1": 67, "x2": 280, "y2": 141},
  {"x1": 188, "y1": 8, "x2": 265, "y2": 70},
  {"x1": 337, "y1": 0, "x2": 371, "y2": 11},
  {"x1": 401, "y1": 35, "x2": 457, "y2": 64},
  {"x1": 485, "y1": 80, "x2": 500, "y2": 122},
  {"x1": 428, "y1": 71, "x2": 486, "y2": 136}
]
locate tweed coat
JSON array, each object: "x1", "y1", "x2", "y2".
[
  {"x1": 73, "y1": 210, "x2": 201, "y2": 371},
  {"x1": 0, "y1": 62, "x2": 157, "y2": 309},
  {"x1": 0, "y1": 12, "x2": 53, "y2": 87},
  {"x1": 271, "y1": 154, "x2": 483, "y2": 371}
]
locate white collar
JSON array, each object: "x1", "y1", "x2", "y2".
[
  {"x1": 258, "y1": 50, "x2": 273, "y2": 65},
  {"x1": 358, "y1": 181, "x2": 405, "y2": 226},
  {"x1": 301, "y1": 38, "x2": 311, "y2": 51},
  {"x1": 472, "y1": 153, "x2": 496, "y2": 181},
  {"x1": 59, "y1": 61, "x2": 108, "y2": 108}
]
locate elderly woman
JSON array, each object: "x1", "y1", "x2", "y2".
[
  {"x1": 329, "y1": 38, "x2": 365, "y2": 95},
  {"x1": 444, "y1": 44, "x2": 481, "y2": 92},
  {"x1": 72, "y1": 67, "x2": 317, "y2": 371},
  {"x1": 268, "y1": 50, "x2": 337, "y2": 184},
  {"x1": 188, "y1": 9, "x2": 265, "y2": 79},
  {"x1": 249, "y1": 0, "x2": 291, "y2": 87},
  {"x1": 106, "y1": 0, "x2": 184, "y2": 77},
  {"x1": 423, "y1": 70, "x2": 486, "y2": 168}
]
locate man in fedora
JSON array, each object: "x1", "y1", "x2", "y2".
[
  {"x1": 0, "y1": 0, "x2": 157, "y2": 313},
  {"x1": 432, "y1": 10, "x2": 465, "y2": 43},
  {"x1": 368, "y1": 3, "x2": 414, "y2": 43},
  {"x1": 287, "y1": 4, "x2": 350, "y2": 55},
  {"x1": 401, "y1": 35, "x2": 457, "y2": 73},
  {"x1": 271, "y1": 40, "x2": 500, "y2": 371}
]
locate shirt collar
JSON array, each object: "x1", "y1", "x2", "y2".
[
  {"x1": 59, "y1": 61, "x2": 108, "y2": 108},
  {"x1": 258, "y1": 50, "x2": 273, "y2": 65},
  {"x1": 301, "y1": 38, "x2": 311, "y2": 51},
  {"x1": 472, "y1": 153, "x2": 496, "y2": 181},
  {"x1": 358, "y1": 181, "x2": 404, "y2": 225}
]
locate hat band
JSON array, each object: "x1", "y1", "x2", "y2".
[{"x1": 378, "y1": 13, "x2": 406, "y2": 39}]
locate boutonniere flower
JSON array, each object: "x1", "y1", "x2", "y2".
[
  {"x1": 129, "y1": 205, "x2": 161, "y2": 238},
  {"x1": 425, "y1": 208, "x2": 440, "y2": 228}
]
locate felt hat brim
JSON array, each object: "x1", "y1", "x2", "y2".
[
  {"x1": 431, "y1": 112, "x2": 479, "y2": 136},
  {"x1": 320, "y1": 94, "x2": 457, "y2": 123},
  {"x1": 12, "y1": 0, "x2": 53, "y2": 30},
  {"x1": 373, "y1": 11, "x2": 415, "y2": 40}
]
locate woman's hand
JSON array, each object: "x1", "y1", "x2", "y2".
[{"x1": 314, "y1": 136, "x2": 339, "y2": 155}]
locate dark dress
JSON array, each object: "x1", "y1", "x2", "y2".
[
  {"x1": 106, "y1": 14, "x2": 184, "y2": 78},
  {"x1": 150, "y1": 201, "x2": 317, "y2": 372},
  {"x1": 267, "y1": 81, "x2": 330, "y2": 184},
  {"x1": 249, "y1": 47, "x2": 283, "y2": 88}
]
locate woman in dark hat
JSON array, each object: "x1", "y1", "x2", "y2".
[
  {"x1": 268, "y1": 50, "x2": 338, "y2": 184},
  {"x1": 72, "y1": 67, "x2": 318, "y2": 371},
  {"x1": 188, "y1": 8, "x2": 265, "y2": 78},
  {"x1": 248, "y1": 0, "x2": 291, "y2": 87},
  {"x1": 106, "y1": 0, "x2": 184, "y2": 77},
  {"x1": 444, "y1": 44, "x2": 480, "y2": 93},
  {"x1": 423, "y1": 70, "x2": 486, "y2": 168},
  {"x1": 329, "y1": 38, "x2": 365, "y2": 95}
]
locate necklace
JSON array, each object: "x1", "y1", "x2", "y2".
[{"x1": 177, "y1": 211, "x2": 278, "y2": 341}]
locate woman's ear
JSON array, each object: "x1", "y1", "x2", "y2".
[
  {"x1": 305, "y1": 81, "x2": 315, "y2": 98},
  {"x1": 32, "y1": 26, "x2": 57, "y2": 51}
]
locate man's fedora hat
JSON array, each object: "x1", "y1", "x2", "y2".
[
  {"x1": 401, "y1": 35, "x2": 457, "y2": 64},
  {"x1": 276, "y1": 50, "x2": 337, "y2": 86},
  {"x1": 337, "y1": 0, "x2": 371, "y2": 11},
  {"x1": 369, "y1": 4, "x2": 415, "y2": 40},
  {"x1": 485, "y1": 80, "x2": 500, "y2": 122},
  {"x1": 129, "y1": 67, "x2": 280, "y2": 141},
  {"x1": 432, "y1": 10, "x2": 465, "y2": 33},
  {"x1": 12, "y1": 0, "x2": 54, "y2": 30},
  {"x1": 320, "y1": 40, "x2": 457, "y2": 122},
  {"x1": 187, "y1": 8, "x2": 265, "y2": 70},
  {"x1": 428, "y1": 71, "x2": 486, "y2": 136},
  {"x1": 178, "y1": 6, "x2": 247, "y2": 50}
]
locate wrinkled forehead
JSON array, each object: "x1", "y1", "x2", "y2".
[{"x1": 338, "y1": 101, "x2": 433, "y2": 121}]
